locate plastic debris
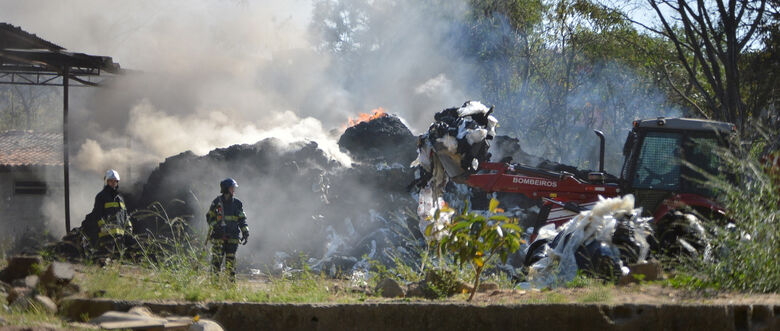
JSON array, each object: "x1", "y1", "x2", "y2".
[
  {"x1": 527, "y1": 194, "x2": 653, "y2": 288},
  {"x1": 411, "y1": 101, "x2": 498, "y2": 241}
]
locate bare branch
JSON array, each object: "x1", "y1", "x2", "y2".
[
  {"x1": 678, "y1": 0, "x2": 725, "y2": 99},
  {"x1": 648, "y1": 0, "x2": 719, "y2": 112},
  {"x1": 662, "y1": 62, "x2": 711, "y2": 118},
  {"x1": 737, "y1": 0, "x2": 766, "y2": 50}
]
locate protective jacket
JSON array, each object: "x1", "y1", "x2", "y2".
[
  {"x1": 206, "y1": 195, "x2": 248, "y2": 243},
  {"x1": 90, "y1": 185, "x2": 132, "y2": 239}
]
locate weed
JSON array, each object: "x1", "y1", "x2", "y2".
[
  {"x1": 432, "y1": 198, "x2": 524, "y2": 301},
  {"x1": 673, "y1": 132, "x2": 780, "y2": 293}
]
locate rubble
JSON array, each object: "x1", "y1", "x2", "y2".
[
  {"x1": 375, "y1": 278, "x2": 405, "y2": 298},
  {"x1": 618, "y1": 260, "x2": 663, "y2": 285},
  {"x1": 32, "y1": 295, "x2": 58, "y2": 314},
  {"x1": 0, "y1": 256, "x2": 42, "y2": 283},
  {"x1": 7, "y1": 287, "x2": 33, "y2": 304},
  {"x1": 189, "y1": 319, "x2": 224, "y2": 331},
  {"x1": 40, "y1": 262, "x2": 75, "y2": 288},
  {"x1": 526, "y1": 195, "x2": 653, "y2": 288},
  {"x1": 86, "y1": 306, "x2": 222, "y2": 330}
]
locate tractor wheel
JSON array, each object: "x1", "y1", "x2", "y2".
[{"x1": 654, "y1": 211, "x2": 710, "y2": 257}]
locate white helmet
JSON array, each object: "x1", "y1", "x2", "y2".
[{"x1": 104, "y1": 169, "x2": 121, "y2": 183}]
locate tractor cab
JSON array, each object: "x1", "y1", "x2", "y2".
[{"x1": 619, "y1": 117, "x2": 736, "y2": 220}]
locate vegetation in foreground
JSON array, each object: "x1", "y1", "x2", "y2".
[{"x1": 669, "y1": 134, "x2": 780, "y2": 293}]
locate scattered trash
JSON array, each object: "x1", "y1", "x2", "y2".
[
  {"x1": 526, "y1": 194, "x2": 653, "y2": 288},
  {"x1": 412, "y1": 101, "x2": 497, "y2": 240}
]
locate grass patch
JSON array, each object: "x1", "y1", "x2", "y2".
[
  {"x1": 576, "y1": 286, "x2": 614, "y2": 303},
  {"x1": 0, "y1": 305, "x2": 82, "y2": 329}
]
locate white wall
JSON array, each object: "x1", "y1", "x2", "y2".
[{"x1": 0, "y1": 166, "x2": 63, "y2": 250}]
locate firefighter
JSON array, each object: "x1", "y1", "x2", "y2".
[
  {"x1": 206, "y1": 178, "x2": 249, "y2": 279},
  {"x1": 89, "y1": 169, "x2": 133, "y2": 260}
]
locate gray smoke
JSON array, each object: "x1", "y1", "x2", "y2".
[
  {"x1": 0, "y1": 1, "x2": 476, "y2": 259},
  {"x1": 1, "y1": 1, "x2": 680, "y2": 264}
]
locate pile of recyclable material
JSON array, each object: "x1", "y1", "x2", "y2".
[{"x1": 526, "y1": 194, "x2": 653, "y2": 287}]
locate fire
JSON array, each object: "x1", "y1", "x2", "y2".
[{"x1": 347, "y1": 107, "x2": 387, "y2": 127}]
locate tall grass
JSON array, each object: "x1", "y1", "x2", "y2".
[
  {"x1": 671, "y1": 133, "x2": 780, "y2": 293},
  {"x1": 78, "y1": 202, "x2": 356, "y2": 303}
]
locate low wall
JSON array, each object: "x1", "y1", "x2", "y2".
[{"x1": 61, "y1": 298, "x2": 779, "y2": 331}]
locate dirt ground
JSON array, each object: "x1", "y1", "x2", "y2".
[
  {"x1": 464, "y1": 283, "x2": 780, "y2": 305},
  {"x1": 238, "y1": 272, "x2": 780, "y2": 306}
]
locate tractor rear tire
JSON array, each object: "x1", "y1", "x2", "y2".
[{"x1": 654, "y1": 211, "x2": 710, "y2": 257}]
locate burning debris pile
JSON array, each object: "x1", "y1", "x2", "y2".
[
  {"x1": 126, "y1": 113, "x2": 421, "y2": 275},
  {"x1": 338, "y1": 111, "x2": 417, "y2": 165}
]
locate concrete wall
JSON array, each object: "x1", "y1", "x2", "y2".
[
  {"x1": 62, "y1": 298, "x2": 779, "y2": 331},
  {"x1": 0, "y1": 166, "x2": 63, "y2": 249}
]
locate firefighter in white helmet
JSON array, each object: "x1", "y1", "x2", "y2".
[{"x1": 87, "y1": 169, "x2": 133, "y2": 259}]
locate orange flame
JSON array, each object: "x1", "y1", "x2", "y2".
[{"x1": 347, "y1": 107, "x2": 387, "y2": 127}]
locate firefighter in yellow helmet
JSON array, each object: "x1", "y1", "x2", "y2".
[{"x1": 89, "y1": 169, "x2": 132, "y2": 259}]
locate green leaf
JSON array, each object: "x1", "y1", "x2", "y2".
[
  {"x1": 501, "y1": 223, "x2": 523, "y2": 233},
  {"x1": 424, "y1": 224, "x2": 433, "y2": 237},
  {"x1": 450, "y1": 222, "x2": 470, "y2": 233},
  {"x1": 489, "y1": 215, "x2": 509, "y2": 222}
]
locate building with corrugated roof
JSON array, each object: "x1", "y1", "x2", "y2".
[{"x1": 0, "y1": 130, "x2": 63, "y2": 244}]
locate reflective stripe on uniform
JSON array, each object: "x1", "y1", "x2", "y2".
[
  {"x1": 226, "y1": 239, "x2": 240, "y2": 244},
  {"x1": 97, "y1": 219, "x2": 105, "y2": 227},
  {"x1": 98, "y1": 227, "x2": 125, "y2": 237},
  {"x1": 224, "y1": 215, "x2": 239, "y2": 221},
  {"x1": 104, "y1": 202, "x2": 126, "y2": 209}
]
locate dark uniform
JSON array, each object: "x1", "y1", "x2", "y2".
[
  {"x1": 206, "y1": 194, "x2": 248, "y2": 277},
  {"x1": 89, "y1": 185, "x2": 132, "y2": 257}
]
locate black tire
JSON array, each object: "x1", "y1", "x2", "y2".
[{"x1": 654, "y1": 211, "x2": 710, "y2": 257}]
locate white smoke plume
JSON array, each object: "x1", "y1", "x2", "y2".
[{"x1": 0, "y1": 1, "x2": 476, "y2": 251}]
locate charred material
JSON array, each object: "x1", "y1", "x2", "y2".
[{"x1": 338, "y1": 114, "x2": 417, "y2": 165}]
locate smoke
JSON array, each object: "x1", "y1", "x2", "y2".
[
  {"x1": 0, "y1": 0, "x2": 478, "y2": 261},
  {"x1": 1, "y1": 1, "x2": 683, "y2": 264}
]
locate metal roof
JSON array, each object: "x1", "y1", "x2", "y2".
[
  {"x1": 0, "y1": 130, "x2": 63, "y2": 167},
  {"x1": 635, "y1": 117, "x2": 736, "y2": 134},
  {"x1": 0, "y1": 22, "x2": 121, "y2": 86},
  {"x1": 0, "y1": 22, "x2": 63, "y2": 51}
]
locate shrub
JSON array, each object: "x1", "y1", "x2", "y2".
[
  {"x1": 673, "y1": 134, "x2": 780, "y2": 293},
  {"x1": 432, "y1": 198, "x2": 524, "y2": 301}
]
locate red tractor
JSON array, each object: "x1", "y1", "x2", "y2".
[{"x1": 465, "y1": 117, "x2": 736, "y2": 256}]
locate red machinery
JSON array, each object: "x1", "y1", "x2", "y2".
[
  {"x1": 466, "y1": 161, "x2": 619, "y2": 229},
  {"x1": 462, "y1": 118, "x2": 739, "y2": 248}
]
